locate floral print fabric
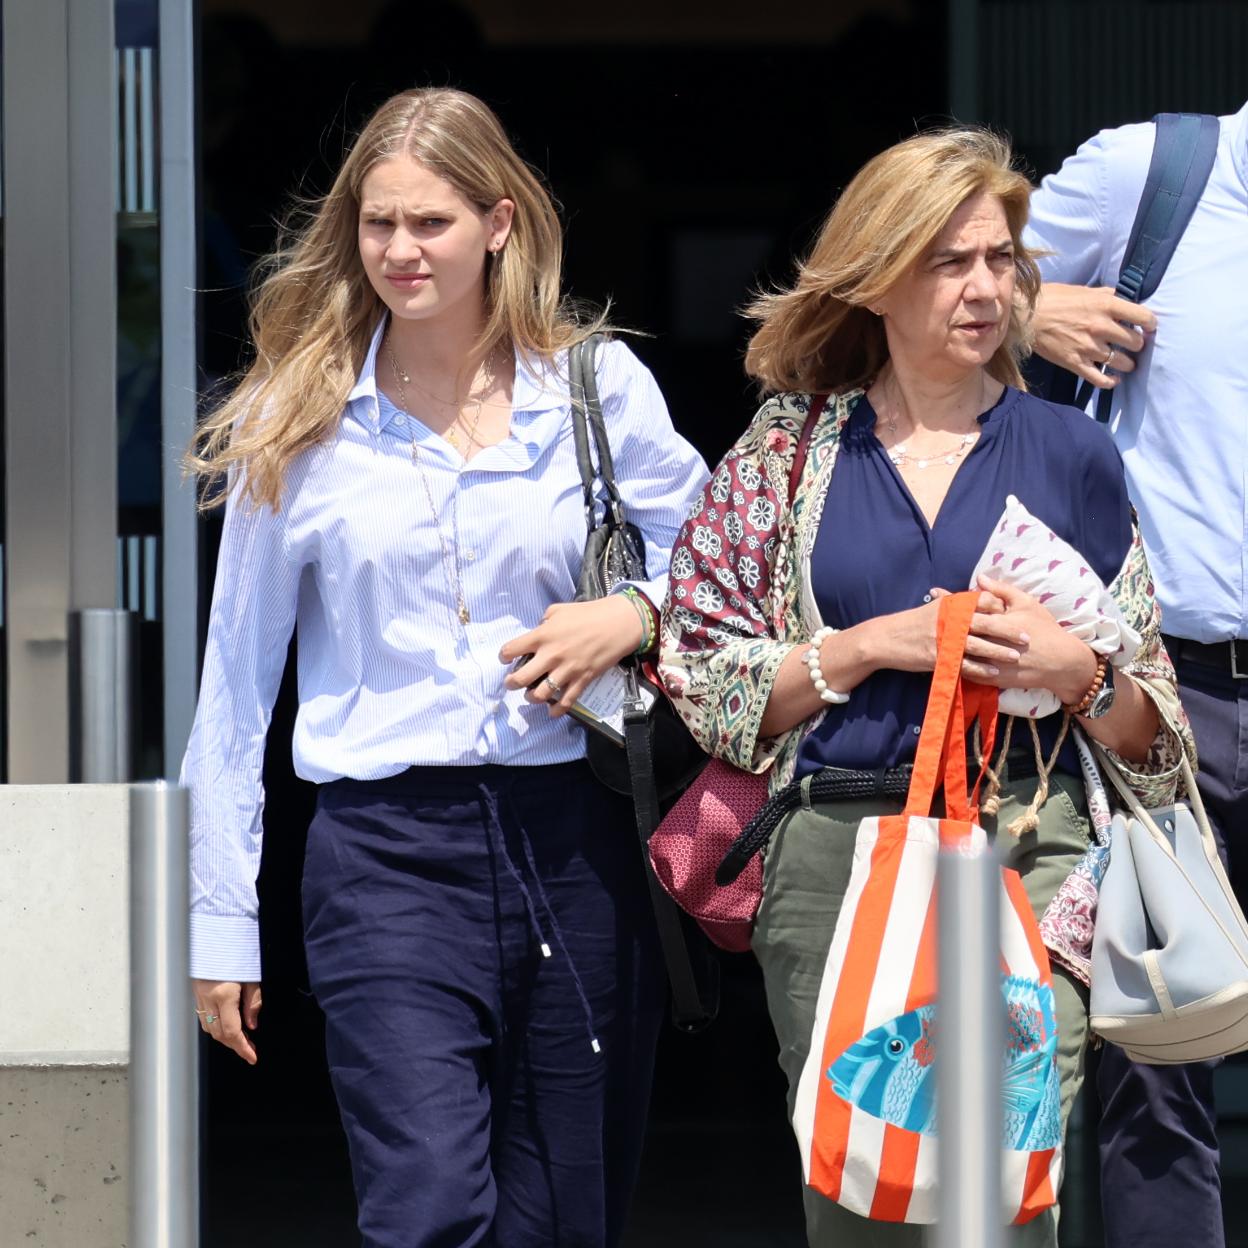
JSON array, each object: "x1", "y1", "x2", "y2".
[{"x1": 658, "y1": 389, "x2": 1196, "y2": 815}]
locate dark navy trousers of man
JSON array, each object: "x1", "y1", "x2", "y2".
[
  {"x1": 1097, "y1": 642, "x2": 1248, "y2": 1247},
  {"x1": 301, "y1": 760, "x2": 665, "y2": 1248}
]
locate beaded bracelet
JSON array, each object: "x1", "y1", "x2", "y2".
[
  {"x1": 806, "y1": 626, "x2": 850, "y2": 704},
  {"x1": 1063, "y1": 653, "x2": 1108, "y2": 717},
  {"x1": 621, "y1": 586, "x2": 658, "y2": 655}
]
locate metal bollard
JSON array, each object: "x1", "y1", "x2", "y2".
[
  {"x1": 70, "y1": 607, "x2": 137, "y2": 782},
  {"x1": 130, "y1": 782, "x2": 198, "y2": 1248},
  {"x1": 936, "y1": 841, "x2": 1004, "y2": 1248}
]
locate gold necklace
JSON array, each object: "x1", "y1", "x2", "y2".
[
  {"x1": 879, "y1": 374, "x2": 984, "y2": 470},
  {"x1": 386, "y1": 343, "x2": 497, "y2": 450},
  {"x1": 888, "y1": 432, "x2": 979, "y2": 470},
  {"x1": 385, "y1": 345, "x2": 485, "y2": 627}
]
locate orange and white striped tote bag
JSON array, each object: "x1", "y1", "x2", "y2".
[{"x1": 791, "y1": 591, "x2": 1063, "y2": 1226}]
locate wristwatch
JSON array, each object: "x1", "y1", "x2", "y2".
[{"x1": 1083, "y1": 661, "x2": 1116, "y2": 719}]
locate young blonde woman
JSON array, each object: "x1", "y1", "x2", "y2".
[
  {"x1": 659, "y1": 130, "x2": 1194, "y2": 1246},
  {"x1": 183, "y1": 88, "x2": 706, "y2": 1248}
]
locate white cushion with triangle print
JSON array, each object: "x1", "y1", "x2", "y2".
[{"x1": 968, "y1": 494, "x2": 1141, "y2": 718}]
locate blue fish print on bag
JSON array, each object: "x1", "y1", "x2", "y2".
[
  {"x1": 1001, "y1": 975, "x2": 1062, "y2": 1152},
  {"x1": 826, "y1": 975, "x2": 1061, "y2": 1150},
  {"x1": 828, "y1": 1006, "x2": 939, "y2": 1135}
]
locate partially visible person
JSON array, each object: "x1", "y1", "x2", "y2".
[
  {"x1": 182, "y1": 87, "x2": 707, "y2": 1248},
  {"x1": 1026, "y1": 100, "x2": 1248, "y2": 1248},
  {"x1": 659, "y1": 127, "x2": 1193, "y2": 1247}
]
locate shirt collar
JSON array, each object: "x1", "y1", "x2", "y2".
[
  {"x1": 344, "y1": 319, "x2": 387, "y2": 433},
  {"x1": 510, "y1": 350, "x2": 571, "y2": 444},
  {"x1": 344, "y1": 317, "x2": 571, "y2": 438}
]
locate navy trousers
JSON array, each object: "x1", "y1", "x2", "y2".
[
  {"x1": 301, "y1": 761, "x2": 665, "y2": 1248},
  {"x1": 1098, "y1": 643, "x2": 1247, "y2": 1247}
]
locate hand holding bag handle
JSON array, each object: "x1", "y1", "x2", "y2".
[
  {"x1": 714, "y1": 580, "x2": 995, "y2": 891},
  {"x1": 904, "y1": 592, "x2": 1000, "y2": 829}
]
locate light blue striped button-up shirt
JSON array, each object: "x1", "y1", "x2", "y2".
[
  {"x1": 1025, "y1": 101, "x2": 1248, "y2": 643},
  {"x1": 181, "y1": 322, "x2": 708, "y2": 980}
]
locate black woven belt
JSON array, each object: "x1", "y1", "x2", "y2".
[
  {"x1": 715, "y1": 748, "x2": 1040, "y2": 887},
  {"x1": 1162, "y1": 634, "x2": 1248, "y2": 680}
]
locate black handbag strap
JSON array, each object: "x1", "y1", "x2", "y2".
[
  {"x1": 568, "y1": 334, "x2": 628, "y2": 531},
  {"x1": 567, "y1": 334, "x2": 715, "y2": 1029},
  {"x1": 623, "y1": 669, "x2": 714, "y2": 1030},
  {"x1": 718, "y1": 765, "x2": 915, "y2": 885}
]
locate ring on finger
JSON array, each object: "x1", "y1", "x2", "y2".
[
  {"x1": 542, "y1": 676, "x2": 564, "y2": 700},
  {"x1": 203, "y1": 1013, "x2": 219, "y2": 1025},
  {"x1": 1101, "y1": 345, "x2": 1117, "y2": 372}
]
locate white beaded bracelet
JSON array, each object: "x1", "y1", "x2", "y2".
[{"x1": 805, "y1": 625, "x2": 850, "y2": 705}]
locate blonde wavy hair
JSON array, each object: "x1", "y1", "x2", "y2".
[
  {"x1": 191, "y1": 87, "x2": 604, "y2": 509},
  {"x1": 745, "y1": 127, "x2": 1040, "y2": 395}
]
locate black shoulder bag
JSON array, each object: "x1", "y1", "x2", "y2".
[{"x1": 567, "y1": 333, "x2": 717, "y2": 1031}]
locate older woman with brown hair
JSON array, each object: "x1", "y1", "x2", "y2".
[{"x1": 660, "y1": 128, "x2": 1193, "y2": 1246}]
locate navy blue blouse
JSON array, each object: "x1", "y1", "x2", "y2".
[{"x1": 795, "y1": 385, "x2": 1133, "y2": 778}]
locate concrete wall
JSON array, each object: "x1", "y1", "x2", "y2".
[{"x1": 0, "y1": 785, "x2": 129, "y2": 1246}]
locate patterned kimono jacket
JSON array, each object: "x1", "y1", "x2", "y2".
[{"x1": 658, "y1": 389, "x2": 1197, "y2": 978}]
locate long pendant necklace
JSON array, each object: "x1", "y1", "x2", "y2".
[{"x1": 385, "y1": 341, "x2": 486, "y2": 627}]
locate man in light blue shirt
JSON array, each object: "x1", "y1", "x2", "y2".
[{"x1": 1025, "y1": 100, "x2": 1248, "y2": 1248}]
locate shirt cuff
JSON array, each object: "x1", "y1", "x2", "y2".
[
  {"x1": 613, "y1": 573, "x2": 667, "y2": 610},
  {"x1": 190, "y1": 912, "x2": 262, "y2": 982}
]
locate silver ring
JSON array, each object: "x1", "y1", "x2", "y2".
[
  {"x1": 543, "y1": 677, "x2": 564, "y2": 700},
  {"x1": 1101, "y1": 346, "x2": 1117, "y2": 372}
]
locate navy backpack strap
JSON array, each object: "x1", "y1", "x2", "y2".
[
  {"x1": 1117, "y1": 112, "x2": 1221, "y2": 304},
  {"x1": 1075, "y1": 112, "x2": 1220, "y2": 423}
]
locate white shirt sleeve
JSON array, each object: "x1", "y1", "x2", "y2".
[
  {"x1": 1025, "y1": 131, "x2": 1113, "y2": 285},
  {"x1": 180, "y1": 481, "x2": 300, "y2": 982},
  {"x1": 597, "y1": 341, "x2": 709, "y2": 610},
  {"x1": 1026, "y1": 120, "x2": 1158, "y2": 288}
]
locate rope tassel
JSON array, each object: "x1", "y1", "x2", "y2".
[
  {"x1": 975, "y1": 714, "x2": 1015, "y2": 818},
  {"x1": 1005, "y1": 715, "x2": 1072, "y2": 838},
  {"x1": 973, "y1": 712, "x2": 1071, "y2": 837}
]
